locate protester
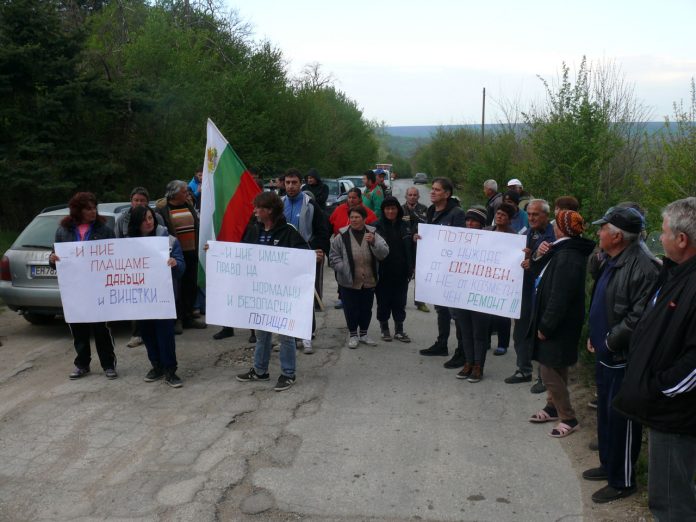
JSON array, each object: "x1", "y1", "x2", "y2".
[
  {"x1": 502, "y1": 191, "x2": 529, "y2": 233},
  {"x1": 156, "y1": 180, "x2": 205, "y2": 332},
  {"x1": 188, "y1": 170, "x2": 203, "y2": 210},
  {"x1": 483, "y1": 179, "x2": 503, "y2": 226},
  {"x1": 48, "y1": 192, "x2": 118, "y2": 380},
  {"x1": 506, "y1": 178, "x2": 532, "y2": 210},
  {"x1": 553, "y1": 195, "x2": 580, "y2": 215},
  {"x1": 580, "y1": 206, "x2": 660, "y2": 503},
  {"x1": 613, "y1": 197, "x2": 696, "y2": 520},
  {"x1": 236, "y1": 191, "x2": 313, "y2": 391},
  {"x1": 506, "y1": 199, "x2": 555, "y2": 387},
  {"x1": 375, "y1": 169, "x2": 392, "y2": 197},
  {"x1": 449, "y1": 207, "x2": 492, "y2": 382},
  {"x1": 330, "y1": 187, "x2": 377, "y2": 236},
  {"x1": 362, "y1": 170, "x2": 385, "y2": 219},
  {"x1": 282, "y1": 168, "x2": 330, "y2": 353},
  {"x1": 374, "y1": 197, "x2": 414, "y2": 342},
  {"x1": 418, "y1": 177, "x2": 466, "y2": 357},
  {"x1": 402, "y1": 186, "x2": 430, "y2": 313},
  {"x1": 115, "y1": 186, "x2": 164, "y2": 348},
  {"x1": 527, "y1": 210, "x2": 595, "y2": 437},
  {"x1": 301, "y1": 168, "x2": 329, "y2": 207},
  {"x1": 329, "y1": 205, "x2": 389, "y2": 348},
  {"x1": 486, "y1": 203, "x2": 517, "y2": 356},
  {"x1": 127, "y1": 205, "x2": 186, "y2": 388}
]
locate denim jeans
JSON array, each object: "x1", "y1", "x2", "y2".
[
  {"x1": 648, "y1": 429, "x2": 696, "y2": 521},
  {"x1": 254, "y1": 329, "x2": 296, "y2": 378},
  {"x1": 140, "y1": 319, "x2": 177, "y2": 371}
]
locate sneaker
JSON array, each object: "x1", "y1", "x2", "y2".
[
  {"x1": 104, "y1": 368, "x2": 118, "y2": 379},
  {"x1": 591, "y1": 485, "x2": 636, "y2": 504},
  {"x1": 236, "y1": 368, "x2": 270, "y2": 382},
  {"x1": 588, "y1": 398, "x2": 598, "y2": 409},
  {"x1": 248, "y1": 333, "x2": 257, "y2": 344},
  {"x1": 302, "y1": 340, "x2": 314, "y2": 354},
  {"x1": 274, "y1": 374, "x2": 296, "y2": 391},
  {"x1": 174, "y1": 320, "x2": 183, "y2": 335},
  {"x1": 419, "y1": 343, "x2": 448, "y2": 356},
  {"x1": 359, "y1": 335, "x2": 377, "y2": 346},
  {"x1": 347, "y1": 336, "x2": 359, "y2": 349},
  {"x1": 334, "y1": 300, "x2": 343, "y2": 309},
  {"x1": 455, "y1": 363, "x2": 473, "y2": 380},
  {"x1": 582, "y1": 467, "x2": 608, "y2": 481},
  {"x1": 144, "y1": 367, "x2": 164, "y2": 382},
  {"x1": 165, "y1": 371, "x2": 183, "y2": 388},
  {"x1": 213, "y1": 327, "x2": 235, "y2": 340},
  {"x1": 504, "y1": 370, "x2": 532, "y2": 384},
  {"x1": 393, "y1": 332, "x2": 411, "y2": 343},
  {"x1": 182, "y1": 318, "x2": 207, "y2": 329},
  {"x1": 381, "y1": 330, "x2": 392, "y2": 342},
  {"x1": 493, "y1": 346, "x2": 507, "y2": 356},
  {"x1": 530, "y1": 378, "x2": 546, "y2": 394},
  {"x1": 416, "y1": 303, "x2": 430, "y2": 313},
  {"x1": 127, "y1": 336, "x2": 143, "y2": 348},
  {"x1": 69, "y1": 366, "x2": 90, "y2": 380},
  {"x1": 467, "y1": 365, "x2": 483, "y2": 383},
  {"x1": 444, "y1": 351, "x2": 466, "y2": 369}
]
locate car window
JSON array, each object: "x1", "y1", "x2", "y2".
[
  {"x1": 324, "y1": 180, "x2": 339, "y2": 196},
  {"x1": 12, "y1": 216, "x2": 63, "y2": 249}
]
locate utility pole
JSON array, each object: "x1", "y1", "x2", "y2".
[{"x1": 481, "y1": 87, "x2": 486, "y2": 146}]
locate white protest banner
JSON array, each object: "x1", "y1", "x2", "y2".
[
  {"x1": 55, "y1": 237, "x2": 176, "y2": 323},
  {"x1": 415, "y1": 224, "x2": 526, "y2": 319},
  {"x1": 205, "y1": 241, "x2": 316, "y2": 339}
]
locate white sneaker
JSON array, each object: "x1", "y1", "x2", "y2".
[
  {"x1": 348, "y1": 336, "x2": 359, "y2": 349},
  {"x1": 302, "y1": 339, "x2": 314, "y2": 354},
  {"x1": 127, "y1": 336, "x2": 143, "y2": 348},
  {"x1": 359, "y1": 335, "x2": 377, "y2": 346}
]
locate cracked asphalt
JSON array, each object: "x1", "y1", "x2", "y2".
[{"x1": 0, "y1": 181, "x2": 592, "y2": 521}]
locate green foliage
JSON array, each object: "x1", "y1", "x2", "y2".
[{"x1": 0, "y1": 0, "x2": 378, "y2": 229}]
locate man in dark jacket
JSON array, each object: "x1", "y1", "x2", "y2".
[
  {"x1": 483, "y1": 179, "x2": 503, "y2": 226},
  {"x1": 582, "y1": 207, "x2": 661, "y2": 503},
  {"x1": 301, "y1": 168, "x2": 329, "y2": 207},
  {"x1": 613, "y1": 197, "x2": 696, "y2": 521},
  {"x1": 236, "y1": 191, "x2": 313, "y2": 392},
  {"x1": 402, "y1": 186, "x2": 429, "y2": 313},
  {"x1": 418, "y1": 177, "x2": 466, "y2": 357}
]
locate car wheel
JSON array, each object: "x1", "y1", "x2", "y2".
[{"x1": 23, "y1": 313, "x2": 56, "y2": 325}]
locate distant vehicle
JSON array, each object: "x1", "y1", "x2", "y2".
[
  {"x1": 338, "y1": 175, "x2": 366, "y2": 193},
  {"x1": 323, "y1": 179, "x2": 354, "y2": 215},
  {"x1": 0, "y1": 202, "x2": 129, "y2": 324},
  {"x1": 413, "y1": 172, "x2": 428, "y2": 184}
]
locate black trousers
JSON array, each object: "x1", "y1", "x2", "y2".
[
  {"x1": 177, "y1": 250, "x2": 198, "y2": 320},
  {"x1": 597, "y1": 363, "x2": 642, "y2": 489},
  {"x1": 341, "y1": 286, "x2": 375, "y2": 333},
  {"x1": 491, "y1": 315, "x2": 511, "y2": 348},
  {"x1": 450, "y1": 309, "x2": 491, "y2": 367},
  {"x1": 435, "y1": 305, "x2": 462, "y2": 347},
  {"x1": 375, "y1": 279, "x2": 408, "y2": 323},
  {"x1": 140, "y1": 319, "x2": 177, "y2": 371},
  {"x1": 69, "y1": 322, "x2": 116, "y2": 370}
]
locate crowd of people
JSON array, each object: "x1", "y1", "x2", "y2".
[{"x1": 50, "y1": 170, "x2": 695, "y2": 519}]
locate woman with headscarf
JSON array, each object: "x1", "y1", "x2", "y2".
[
  {"x1": 374, "y1": 196, "x2": 415, "y2": 342},
  {"x1": 329, "y1": 206, "x2": 389, "y2": 348},
  {"x1": 127, "y1": 205, "x2": 186, "y2": 388},
  {"x1": 528, "y1": 210, "x2": 595, "y2": 437},
  {"x1": 48, "y1": 192, "x2": 117, "y2": 380}
]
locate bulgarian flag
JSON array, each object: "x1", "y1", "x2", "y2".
[{"x1": 198, "y1": 119, "x2": 261, "y2": 285}]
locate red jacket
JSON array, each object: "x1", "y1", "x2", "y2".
[{"x1": 329, "y1": 203, "x2": 377, "y2": 236}]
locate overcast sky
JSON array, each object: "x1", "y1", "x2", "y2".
[{"x1": 225, "y1": 0, "x2": 696, "y2": 126}]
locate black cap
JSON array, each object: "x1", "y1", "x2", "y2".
[{"x1": 592, "y1": 207, "x2": 644, "y2": 234}]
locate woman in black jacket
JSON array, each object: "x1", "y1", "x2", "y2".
[
  {"x1": 374, "y1": 197, "x2": 415, "y2": 342},
  {"x1": 48, "y1": 192, "x2": 117, "y2": 380},
  {"x1": 528, "y1": 210, "x2": 595, "y2": 437}
]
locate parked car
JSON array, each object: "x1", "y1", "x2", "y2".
[
  {"x1": 413, "y1": 172, "x2": 428, "y2": 184},
  {"x1": 0, "y1": 202, "x2": 129, "y2": 324},
  {"x1": 338, "y1": 175, "x2": 365, "y2": 193},
  {"x1": 322, "y1": 179, "x2": 354, "y2": 215}
]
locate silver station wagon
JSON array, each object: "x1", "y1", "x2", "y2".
[{"x1": 0, "y1": 202, "x2": 129, "y2": 324}]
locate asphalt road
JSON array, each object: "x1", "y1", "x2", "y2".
[{"x1": 0, "y1": 180, "x2": 588, "y2": 521}]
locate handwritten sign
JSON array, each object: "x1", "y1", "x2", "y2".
[
  {"x1": 205, "y1": 241, "x2": 316, "y2": 339},
  {"x1": 415, "y1": 224, "x2": 526, "y2": 319},
  {"x1": 55, "y1": 237, "x2": 176, "y2": 323}
]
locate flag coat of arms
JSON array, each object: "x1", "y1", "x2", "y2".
[{"x1": 198, "y1": 119, "x2": 261, "y2": 285}]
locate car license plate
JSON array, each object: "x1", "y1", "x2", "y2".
[{"x1": 31, "y1": 265, "x2": 56, "y2": 278}]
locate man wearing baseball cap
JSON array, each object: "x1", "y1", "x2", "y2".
[
  {"x1": 582, "y1": 206, "x2": 661, "y2": 503},
  {"x1": 506, "y1": 178, "x2": 532, "y2": 211}
]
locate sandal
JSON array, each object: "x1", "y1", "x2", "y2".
[
  {"x1": 529, "y1": 407, "x2": 559, "y2": 423},
  {"x1": 548, "y1": 421, "x2": 580, "y2": 438}
]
